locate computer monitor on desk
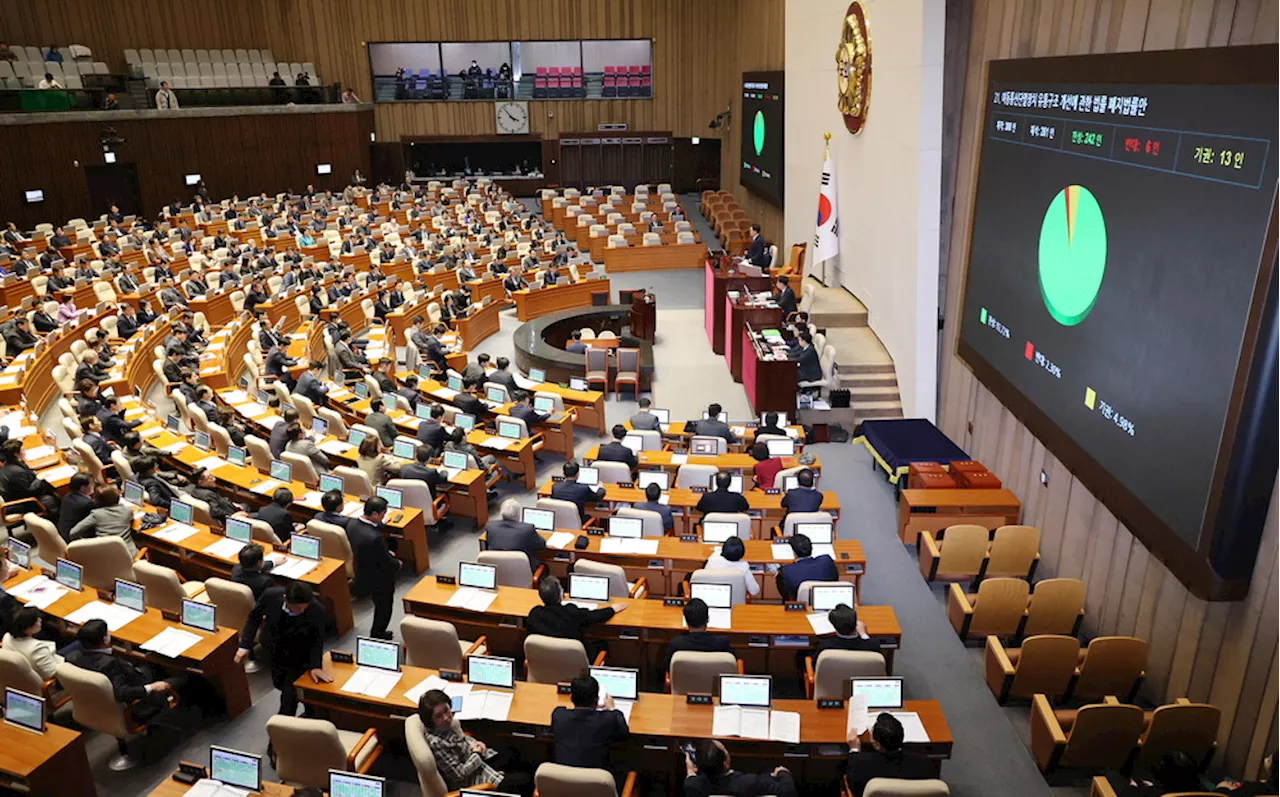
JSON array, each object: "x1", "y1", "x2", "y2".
[
  {"x1": 319, "y1": 473, "x2": 344, "y2": 494},
  {"x1": 794, "y1": 521, "x2": 834, "y2": 544},
  {"x1": 637, "y1": 470, "x2": 669, "y2": 491},
  {"x1": 608, "y1": 516, "x2": 643, "y2": 538},
  {"x1": 702, "y1": 411, "x2": 728, "y2": 423},
  {"x1": 850, "y1": 676, "x2": 904, "y2": 709},
  {"x1": 356, "y1": 636, "x2": 400, "y2": 671},
  {"x1": 181, "y1": 598, "x2": 217, "y2": 633},
  {"x1": 527, "y1": 368, "x2": 546, "y2": 384},
  {"x1": 702, "y1": 521, "x2": 738, "y2": 544},
  {"x1": 392, "y1": 439, "x2": 417, "y2": 459},
  {"x1": 522, "y1": 507, "x2": 555, "y2": 531},
  {"x1": 455, "y1": 413, "x2": 476, "y2": 432},
  {"x1": 114, "y1": 579, "x2": 145, "y2": 613},
  {"x1": 590, "y1": 666, "x2": 639, "y2": 701},
  {"x1": 569, "y1": 377, "x2": 589, "y2": 392},
  {"x1": 447, "y1": 376, "x2": 464, "y2": 392},
  {"x1": 719, "y1": 674, "x2": 772, "y2": 707},
  {"x1": 269, "y1": 460, "x2": 293, "y2": 483},
  {"x1": 225, "y1": 517, "x2": 252, "y2": 544},
  {"x1": 810, "y1": 583, "x2": 856, "y2": 612},
  {"x1": 766, "y1": 438, "x2": 796, "y2": 458},
  {"x1": 210, "y1": 746, "x2": 261, "y2": 791},
  {"x1": 690, "y1": 438, "x2": 718, "y2": 456},
  {"x1": 331, "y1": 771, "x2": 386, "y2": 797},
  {"x1": 458, "y1": 561, "x2": 498, "y2": 590},
  {"x1": 497, "y1": 421, "x2": 522, "y2": 440},
  {"x1": 784, "y1": 473, "x2": 819, "y2": 491},
  {"x1": 577, "y1": 465, "x2": 600, "y2": 486},
  {"x1": 568, "y1": 573, "x2": 610, "y2": 602},
  {"x1": 468, "y1": 654, "x2": 515, "y2": 688},
  {"x1": 709, "y1": 473, "x2": 744, "y2": 493},
  {"x1": 650, "y1": 408, "x2": 670, "y2": 425},
  {"x1": 375, "y1": 486, "x2": 402, "y2": 509},
  {"x1": 689, "y1": 581, "x2": 732, "y2": 609},
  {"x1": 4, "y1": 688, "x2": 45, "y2": 733}
]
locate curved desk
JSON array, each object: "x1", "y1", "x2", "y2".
[
  {"x1": 512, "y1": 278, "x2": 611, "y2": 321},
  {"x1": 513, "y1": 303, "x2": 655, "y2": 387}
]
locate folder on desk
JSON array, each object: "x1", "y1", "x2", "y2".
[
  {"x1": 203, "y1": 538, "x2": 246, "y2": 560},
  {"x1": 712, "y1": 705, "x2": 800, "y2": 743},
  {"x1": 546, "y1": 532, "x2": 576, "y2": 549},
  {"x1": 340, "y1": 666, "x2": 403, "y2": 699},
  {"x1": 445, "y1": 587, "x2": 497, "y2": 612},
  {"x1": 65, "y1": 600, "x2": 143, "y2": 632},
  {"x1": 457, "y1": 689, "x2": 512, "y2": 722},
  {"x1": 140, "y1": 627, "x2": 202, "y2": 658}
]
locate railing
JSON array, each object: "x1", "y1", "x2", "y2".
[{"x1": 0, "y1": 83, "x2": 342, "y2": 113}]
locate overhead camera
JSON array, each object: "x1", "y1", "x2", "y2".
[{"x1": 708, "y1": 107, "x2": 732, "y2": 130}]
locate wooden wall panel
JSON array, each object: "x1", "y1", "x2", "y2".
[{"x1": 938, "y1": 0, "x2": 1279, "y2": 777}]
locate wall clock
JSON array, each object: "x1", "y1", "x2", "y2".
[
  {"x1": 495, "y1": 101, "x2": 530, "y2": 135},
  {"x1": 836, "y1": 1, "x2": 872, "y2": 133}
]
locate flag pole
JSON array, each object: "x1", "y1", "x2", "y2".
[{"x1": 816, "y1": 132, "x2": 833, "y2": 284}]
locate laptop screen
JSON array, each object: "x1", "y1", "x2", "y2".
[
  {"x1": 319, "y1": 473, "x2": 343, "y2": 494},
  {"x1": 446, "y1": 376, "x2": 464, "y2": 392},
  {"x1": 702, "y1": 521, "x2": 738, "y2": 544},
  {"x1": 589, "y1": 666, "x2": 639, "y2": 701},
  {"x1": 527, "y1": 368, "x2": 546, "y2": 383},
  {"x1": 114, "y1": 579, "x2": 145, "y2": 613},
  {"x1": 311, "y1": 417, "x2": 329, "y2": 436},
  {"x1": 7, "y1": 539, "x2": 29, "y2": 569},
  {"x1": 795, "y1": 521, "x2": 834, "y2": 544},
  {"x1": 375, "y1": 486, "x2": 402, "y2": 509},
  {"x1": 454, "y1": 413, "x2": 475, "y2": 431},
  {"x1": 621, "y1": 434, "x2": 644, "y2": 453},
  {"x1": 608, "y1": 516, "x2": 643, "y2": 539},
  {"x1": 650, "y1": 408, "x2": 670, "y2": 424},
  {"x1": 497, "y1": 421, "x2": 521, "y2": 439},
  {"x1": 636, "y1": 470, "x2": 669, "y2": 491},
  {"x1": 356, "y1": 637, "x2": 400, "y2": 671},
  {"x1": 533, "y1": 396, "x2": 554, "y2": 413},
  {"x1": 468, "y1": 654, "x2": 515, "y2": 688},
  {"x1": 225, "y1": 517, "x2": 252, "y2": 543},
  {"x1": 811, "y1": 583, "x2": 856, "y2": 612},
  {"x1": 290, "y1": 533, "x2": 321, "y2": 560},
  {"x1": 761, "y1": 413, "x2": 789, "y2": 428},
  {"x1": 347, "y1": 428, "x2": 367, "y2": 446},
  {"x1": 702, "y1": 411, "x2": 728, "y2": 423},
  {"x1": 166, "y1": 414, "x2": 181, "y2": 431},
  {"x1": 330, "y1": 771, "x2": 386, "y2": 797},
  {"x1": 568, "y1": 377, "x2": 589, "y2": 391},
  {"x1": 486, "y1": 387, "x2": 506, "y2": 404},
  {"x1": 785, "y1": 474, "x2": 818, "y2": 491},
  {"x1": 122, "y1": 480, "x2": 144, "y2": 506},
  {"x1": 181, "y1": 598, "x2": 217, "y2": 632},
  {"x1": 568, "y1": 573, "x2": 610, "y2": 602},
  {"x1": 194, "y1": 431, "x2": 210, "y2": 451},
  {"x1": 418, "y1": 364, "x2": 432, "y2": 378},
  {"x1": 54, "y1": 558, "x2": 82, "y2": 591},
  {"x1": 850, "y1": 677, "x2": 904, "y2": 709},
  {"x1": 442, "y1": 451, "x2": 468, "y2": 470},
  {"x1": 689, "y1": 581, "x2": 732, "y2": 609},
  {"x1": 765, "y1": 438, "x2": 796, "y2": 458},
  {"x1": 458, "y1": 561, "x2": 497, "y2": 590},
  {"x1": 690, "y1": 438, "x2": 718, "y2": 456},
  {"x1": 719, "y1": 675, "x2": 772, "y2": 707},
  {"x1": 269, "y1": 460, "x2": 292, "y2": 482},
  {"x1": 227, "y1": 446, "x2": 246, "y2": 465},
  {"x1": 521, "y1": 508, "x2": 554, "y2": 531},
  {"x1": 3, "y1": 688, "x2": 44, "y2": 733},
  {"x1": 353, "y1": 381, "x2": 368, "y2": 398},
  {"x1": 169, "y1": 500, "x2": 193, "y2": 525},
  {"x1": 577, "y1": 465, "x2": 599, "y2": 486},
  {"x1": 412, "y1": 403, "x2": 430, "y2": 420},
  {"x1": 210, "y1": 746, "x2": 261, "y2": 791},
  {"x1": 392, "y1": 439, "x2": 416, "y2": 459}
]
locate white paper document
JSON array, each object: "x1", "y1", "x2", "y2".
[
  {"x1": 564, "y1": 600, "x2": 599, "y2": 611},
  {"x1": 183, "y1": 778, "x2": 252, "y2": 797},
  {"x1": 885, "y1": 710, "x2": 929, "y2": 742},
  {"x1": 154, "y1": 522, "x2": 200, "y2": 542},
  {"x1": 847, "y1": 693, "x2": 871, "y2": 736},
  {"x1": 234, "y1": 401, "x2": 267, "y2": 416},
  {"x1": 445, "y1": 587, "x2": 497, "y2": 612},
  {"x1": 611, "y1": 699, "x2": 635, "y2": 723},
  {"x1": 23, "y1": 445, "x2": 55, "y2": 461},
  {"x1": 812, "y1": 544, "x2": 836, "y2": 560},
  {"x1": 340, "y1": 666, "x2": 404, "y2": 699},
  {"x1": 140, "y1": 425, "x2": 166, "y2": 438},
  {"x1": 707, "y1": 608, "x2": 732, "y2": 630},
  {"x1": 140, "y1": 627, "x2": 203, "y2": 658},
  {"x1": 546, "y1": 531, "x2": 575, "y2": 549},
  {"x1": 599, "y1": 538, "x2": 660, "y2": 555},
  {"x1": 297, "y1": 491, "x2": 324, "y2": 508},
  {"x1": 458, "y1": 689, "x2": 513, "y2": 722},
  {"x1": 65, "y1": 601, "x2": 144, "y2": 631},
  {"x1": 669, "y1": 454, "x2": 688, "y2": 465},
  {"x1": 403, "y1": 675, "x2": 451, "y2": 704},
  {"x1": 272, "y1": 556, "x2": 319, "y2": 580},
  {"x1": 203, "y1": 538, "x2": 247, "y2": 559},
  {"x1": 712, "y1": 705, "x2": 776, "y2": 740},
  {"x1": 319, "y1": 440, "x2": 353, "y2": 455},
  {"x1": 770, "y1": 543, "x2": 796, "y2": 561},
  {"x1": 36, "y1": 464, "x2": 78, "y2": 482},
  {"x1": 250, "y1": 478, "x2": 287, "y2": 495},
  {"x1": 806, "y1": 613, "x2": 835, "y2": 636},
  {"x1": 160, "y1": 442, "x2": 188, "y2": 455},
  {"x1": 8, "y1": 576, "x2": 69, "y2": 609},
  {"x1": 221, "y1": 390, "x2": 249, "y2": 404}
]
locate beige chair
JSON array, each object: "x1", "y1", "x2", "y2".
[
  {"x1": 918, "y1": 524, "x2": 988, "y2": 583},
  {"x1": 628, "y1": 429, "x2": 664, "y2": 451},
  {"x1": 133, "y1": 559, "x2": 205, "y2": 613},
  {"x1": 316, "y1": 407, "x2": 347, "y2": 437},
  {"x1": 984, "y1": 634, "x2": 1080, "y2": 703},
  {"x1": 777, "y1": 511, "x2": 833, "y2": 539},
  {"x1": 668, "y1": 651, "x2": 739, "y2": 695},
  {"x1": 592, "y1": 461, "x2": 632, "y2": 485},
  {"x1": 200, "y1": 578, "x2": 255, "y2": 645},
  {"x1": 245, "y1": 435, "x2": 273, "y2": 472},
  {"x1": 984, "y1": 525, "x2": 1041, "y2": 579},
  {"x1": 804, "y1": 649, "x2": 886, "y2": 699},
  {"x1": 796, "y1": 580, "x2": 850, "y2": 606},
  {"x1": 405, "y1": 712, "x2": 461, "y2": 797},
  {"x1": 281, "y1": 451, "x2": 320, "y2": 486},
  {"x1": 66, "y1": 537, "x2": 138, "y2": 591},
  {"x1": 947, "y1": 577, "x2": 1029, "y2": 641},
  {"x1": 1069, "y1": 636, "x2": 1147, "y2": 702},
  {"x1": 1135, "y1": 699, "x2": 1220, "y2": 770},
  {"x1": 387, "y1": 478, "x2": 450, "y2": 527},
  {"x1": 111, "y1": 450, "x2": 136, "y2": 481},
  {"x1": 56, "y1": 661, "x2": 177, "y2": 770},
  {"x1": 306, "y1": 519, "x2": 354, "y2": 579},
  {"x1": 524, "y1": 634, "x2": 602, "y2": 684},
  {"x1": 534, "y1": 761, "x2": 637, "y2": 797},
  {"x1": 574, "y1": 558, "x2": 646, "y2": 598},
  {"x1": 1022, "y1": 577, "x2": 1085, "y2": 636},
  {"x1": 24, "y1": 512, "x2": 66, "y2": 568},
  {"x1": 614, "y1": 348, "x2": 640, "y2": 399},
  {"x1": 478, "y1": 550, "x2": 543, "y2": 589},
  {"x1": 536, "y1": 497, "x2": 584, "y2": 531},
  {"x1": 248, "y1": 518, "x2": 284, "y2": 546},
  {"x1": 1030, "y1": 695, "x2": 1144, "y2": 773},
  {"x1": 863, "y1": 779, "x2": 951, "y2": 797},
  {"x1": 675, "y1": 463, "x2": 719, "y2": 489},
  {"x1": 334, "y1": 465, "x2": 374, "y2": 498},
  {"x1": 700, "y1": 512, "x2": 751, "y2": 542},
  {"x1": 615, "y1": 506, "x2": 665, "y2": 537},
  {"x1": 290, "y1": 393, "x2": 316, "y2": 428},
  {"x1": 0, "y1": 649, "x2": 66, "y2": 709},
  {"x1": 206, "y1": 423, "x2": 232, "y2": 457},
  {"x1": 689, "y1": 568, "x2": 749, "y2": 605},
  {"x1": 71, "y1": 439, "x2": 107, "y2": 484},
  {"x1": 265, "y1": 716, "x2": 383, "y2": 788},
  {"x1": 400, "y1": 617, "x2": 486, "y2": 671}
]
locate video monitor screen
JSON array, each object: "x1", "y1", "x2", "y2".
[
  {"x1": 740, "y1": 71, "x2": 785, "y2": 208},
  {"x1": 956, "y1": 48, "x2": 1278, "y2": 598}
]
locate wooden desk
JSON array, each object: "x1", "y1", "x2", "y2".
[
  {"x1": 725, "y1": 299, "x2": 782, "y2": 383},
  {"x1": 403, "y1": 577, "x2": 899, "y2": 675},
  {"x1": 742, "y1": 326, "x2": 798, "y2": 415},
  {"x1": 705, "y1": 264, "x2": 774, "y2": 356},
  {"x1": 513, "y1": 279, "x2": 610, "y2": 322},
  {"x1": 455, "y1": 297, "x2": 502, "y2": 347},
  {"x1": 466, "y1": 274, "x2": 508, "y2": 306},
  {"x1": 0, "y1": 306, "x2": 116, "y2": 412},
  {"x1": 145, "y1": 773, "x2": 293, "y2": 797},
  {"x1": 581, "y1": 446, "x2": 820, "y2": 478},
  {"x1": 602, "y1": 242, "x2": 705, "y2": 272},
  {"x1": 483, "y1": 530, "x2": 865, "y2": 600},
  {"x1": 625, "y1": 420, "x2": 808, "y2": 449},
  {"x1": 188, "y1": 289, "x2": 236, "y2": 328},
  {"x1": 896, "y1": 488, "x2": 1023, "y2": 544},
  {"x1": 0, "y1": 722, "x2": 97, "y2": 797},
  {"x1": 2, "y1": 568, "x2": 252, "y2": 718}
]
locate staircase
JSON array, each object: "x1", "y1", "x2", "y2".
[{"x1": 803, "y1": 278, "x2": 905, "y2": 426}]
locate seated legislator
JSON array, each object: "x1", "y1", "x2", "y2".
[
  {"x1": 417, "y1": 689, "x2": 530, "y2": 793},
  {"x1": 485, "y1": 498, "x2": 546, "y2": 571},
  {"x1": 3, "y1": 607, "x2": 64, "y2": 680},
  {"x1": 683, "y1": 739, "x2": 798, "y2": 797},
  {"x1": 253, "y1": 487, "x2": 298, "y2": 543},
  {"x1": 270, "y1": 409, "x2": 300, "y2": 459},
  {"x1": 706, "y1": 537, "x2": 760, "y2": 599},
  {"x1": 551, "y1": 461, "x2": 607, "y2": 522},
  {"x1": 776, "y1": 533, "x2": 838, "y2": 601},
  {"x1": 845, "y1": 712, "x2": 935, "y2": 797},
  {"x1": 295, "y1": 360, "x2": 329, "y2": 405},
  {"x1": 364, "y1": 399, "x2": 399, "y2": 447},
  {"x1": 526, "y1": 576, "x2": 626, "y2": 661},
  {"x1": 446, "y1": 427, "x2": 498, "y2": 469},
  {"x1": 596, "y1": 425, "x2": 639, "y2": 471},
  {"x1": 509, "y1": 391, "x2": 548, "y2": 427},
  {"x1": 790, "y1": 331, "x2": 823, "y2": 383},
  {"x1": 68, "y1": 485, "x2": 137, "y2": 554},
  {"x1": 67, "y1": 619, "x2": 185, "y2": 723},
  {"x1": 697, "y1": 403, "x2": 738, "y2": 444},
  {"x1": 781, "y1": 468, "x2": 823, "y2": 517},
  {"x1": 135, "y1": 455, "x2": 181, "y2": 510},
  {"x1": 57, "y1": 472, "x2": 96, "y2": 540},
  {"x1": 551, "y1": 673, "x2": 630, "y2": 775},
  {"x1": 665, "y1": 598, "x2": 732, "y2": 668},
  {"x1": 565, "y1": 330, "x2": 588, "y2": 354},
  {"x1": 814, "y1": 603, "x2": 877, "y2": 658},
  {"x1": 485, "y1": 357, "x2": 519, "y2": 391},
  {"x1": 750, "y1": 442, "x2": 783, "y2": 491},
  {"x1": 355, "y1": 435, "x2": 397, "y2": 487},
  {"x1": 315, "y1": 489, "x2": 353, "y2": 531},
  {"x1": 756, "y1": 412, "x2": 788, "y2": 438},
  {"x1": 455, "y1": 378, "x2": 489, "y2": 418},
  {"x1": 232, "y1": 543, "x2": 276, "y2": 600},
  {"x1": 696, "y1": 471, "x2": 750, "y2": 516},
  {"x1": 399, "y1": 445, "x2": 449, "y2": 497},
  {"x1": 397, "y1": 374, "x2": 422, "y2": 413},
  {"x1": 285, "y1": 422, "x2": 331, "y2": 473},
  {"x1": 634, "y1": 483, "x2": 676, "y2": 533},
  {"x1": 415, "y1": 403, "x2": 448, "y2": 450},
  {"x1": 629, "y1": 397, "x2": 662, "y2": 431},
  {"x1": 773, "y1": 275, "x2": 798, "y2": 317}
]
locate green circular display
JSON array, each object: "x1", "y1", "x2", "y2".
[
  {"x1": 1038, "y1": 185, "x2": 1107, "y2": 326},
  {"x1": 753, "y1": 110, "x2": 765, "y2": 156}
]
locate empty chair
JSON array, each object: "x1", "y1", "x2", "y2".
[
  {"x1": 281, "y1": 451, "x2": 320, "y2": 486},
  {"x1": 535, "y1": 762, "x2": 637, "y2": 797},
  {"x1": 1070, "y1": 636, "x2": 1147, "y2": 702},
  {"x1": 266, "y1": 716, "x2": 383, "y2": 789},
  {"x1": 615, "y1": 506, "x2": 665, "y2": 537},
  {"x1": 1030, "y1": 695, "x2": 1144, "y2": 773},
  {"x1": 668, "y1": 651, "x2": 739, "y2": 695},
  {"x1": 805, "y1": 649, "x2": 886, "y2": 699},
  {"x1": 675, "y1": 463, "x2": 719, "y2": 489},
  {"x1": 24, "y1": 513, "x2": 66, "y2": 569},
  {"x1": 305, "y1": 520, "x2": 354, "y2": 579},
  {"x1": 1022, "y1": 577, "x2": 1085, "y2": 637},
  {"x1": 133, "y1": 559, "x2": 205, "y2": 613},
  {"x1": 585, "y1": 348, "x2": 609, "y2": 392},
  {"x1": 984, "y1": 634, "x2": 1080, "y2": 703},
  {"x1": 1135, "y1": 699, "x2": 1220, "y2": 770},
  {"x1": 574, "y1": 558, "x2": 646, "y2": 598},
  {"x1": 477, "y1": 550, "x2": 541, "y2": 588},
  {"x1": 333, "y1": 466, "x2": 372, "y2": 499},
  {"x1": 984, "y1": 525, "x2": 1041, "y2": 579},
  {"x1": 400, "y1": 617, "x2": 486, "y2": 671},
  {"x1": 614, "y1": 348, "x2": 640, "y2": 399},
  {"x1": 0, "y1": 649, "x2": 63, "y2": 707},
  {"x1": 863, "y1": 779, "x2": 951, "y2": 797},
  {"x1": 591, "y1": 461, "x2": 632, "y2": 485},
  {"x1": 65, "y1": 537, "x2": 136, "y2": 591},
  {"x1": 536, "y1": 497, "x2": 583, "y2": 531},
  {"x1": 947, "y1": 577, "x2": 1029, "y2": 641},
  {"x1": 700, "y1": 512, "x2": 751, "y2": 541},
  {"x1": 918, "y1": 524, "x2": 988, "y2": 583},
  {"x1": 201, "y1": 579, "x2": 255, "y2": 642},
  {"x1": 56, "y1": 661, "x2": 177, "y2": 771},
  {"x1": 525, "y1": 634, "x2": 600, "y2": 684}
]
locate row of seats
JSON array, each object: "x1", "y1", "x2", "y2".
[
  {"x1": 702, "y1": 189, "x2": 754, "y2": 252},
  {"x1": 0, "y1": 60, "x2": 109, "y2": 90},
  {"x1": 125, "y1": 47, "x2": 279, "y2": 68},
  {"x1": 137, "y1": 60, "x2": 317, "y2": 90}
]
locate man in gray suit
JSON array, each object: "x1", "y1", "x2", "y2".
[
  {"x1": 157, "y1": 277, "x2": 187, "y2": 309},
  {"x1": 295, "y1": 360, "x2": 329, "y2": 406},
  {"x1": 364, "y1": 399, "x2": 398, "y2": 447},
  {"x1": 629, "y1": 397, "x2": 661, "y2": 431},
  {"x1": 484, "y1": 498, "x2": 546, "y2": 571},
  {"x1": 697, "y1": 402, "x2": 738, "y2": 444},
  {"x1": 485, "y1": 357, "x2": 518, "y2": 391}
]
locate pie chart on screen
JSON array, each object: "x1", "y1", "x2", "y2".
[{"x1": 1038, "y1": 184, "x2": 1107, "y2": 326}]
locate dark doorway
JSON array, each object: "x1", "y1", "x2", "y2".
[
  {"x1": 673, "y1": 137, "x2": 721, "y2": 194},
  {"x1": 85, "y1": 162, "x2": 141, "y2": 218}
]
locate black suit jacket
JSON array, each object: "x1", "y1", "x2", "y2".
[
  {"x1": 315, "y1": 510, "x2": 351, "y2": 531},
  {"x1": 845, "y1": 750, "x2": 934, "y2": 797},
  {"x1": 66, "y1": 649, "x2": 155, "y2": 705},
  {"x1": 746, "y1": 236, "x2": 770, "y2": 268},
  {"x1": 695, "y1": 489, "x2": 750, "y2": 516},
  {"x1": 550, "y1": 480, "x2": 606, "y2": 522},
  {"x1": 455, "y1": 394, "x2": 486, "y2": 418},
  {"x1": 398, "y1": 463, "x2": 446, "y2": 497},
  {"x1": 116, "y1": 314, "x2": 139, "y2": 339},
  {"x1": 684, "y1": 769, "x2": 798, "y2": 797},
  {"x1": 254, "y1": 503, "x2": 294, "y2": 542},
  {"x1": 238, "y1": 586, "x2": 327, "y2": 670},
  {"x1": 269, "y1": 421, "x2": 290, "y2": 459},
  {"x1": 781, "y1": 487, "x2": 823, "y2": 515},
  {"x1": 526, "y1": 602, "x2": 616, "y2": 646},
  {"x1": 265, "y1": 347, "x2": 295, "y2": 378},
  {"x1": 347, "y1": 516, "x2": 398, "y2": 596},
  {"x1": 57, "y1": 492, "x2": 94, "y2": 539},
  {"x1": 550, "y1": 706, "x2": 629, "y2": 770},
  {"x1": 665, "y1": 630, "x2": 733, "y2": 668},
  {"x1": 815, "y1": 634, "x2": 881, "y2": 658},
  {"x1": 484, "y1": 519, "x2": 546, "y2": 571},
  {"x1": 777, "y1": 555, "x2": 839, "y2": 600},
  {"x1": 776, "y1": 286, "x2": 798, "y2": 316},
  {"x1": 792, "y1": 344, "x2": 822, "y2": 382},
  {"x1": 510, "y1": 404, "x2": 546, "y2": 428},
  {"x1": 595, "y1": 441, "x2": 637, "y2": 470},
  {"x1": 140, "y1": 474, "x2": 178, "y2": 510},
  {"x1": 231, "y1": 563, "x2": 275, "y2": 600},
  {"x1": 415, "y1": 418, "x2": 447, "y2": 450}
]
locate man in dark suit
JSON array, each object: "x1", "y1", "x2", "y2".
[
  {"x1": 629, "y1": 397, "x2": 662, "y2": 431},
  {"x1": 454, "y1": 378, "x2": 488, "y2": 418},
  {"x1": 776, "y1": 533, "x2": 838, "y2": 601},
  {"x1": 564, "y1": 330, "x2": 587, "y2": 354},
  {"x1": 399, "y1": 445, "x2": 448, "y2": 498},
  {"x1": 264, "y1": 344, "x2": 298, "y2": 391},
  {"x1": 396, "y1": 374, "x2": 422, "y2": 412},
  {"x1": 423, "y1": 324, "x2": 450, "y2": 373},
  {"x1": 696, "y1": 403, "x2": 738, "y2": 444},
  {"x1": 526, "y1": 577, "x2": 624, "y2": 660},
  {"x1": 98, "y1": 395, "x2": 141, "y2": 445},
  {"x1": 756, "y1": 412, "x2": 788, "y2": 438},
  {"x1": 683, "y1": 739, "x2": 797, "y2": 797},
  {"x1": 484, "y1": 499, "x2": 546, "y2": 571},
  {"x1": 781, "y1": 468, "x2": 823, "y2": 517},
  {"x1": 550, "y1": 461, "x2": 606, "y2": 523},
  {"x1": 813, "y1": 603, "x2": 878, "y2": 659},
  {"x1": 314, "y1": 489, "x2": 352, "y2": 531},
  {"x1": 774, "y1": 275, "x2": 797, "y2": 317},
  {"x1": 347, "y1": 496, "x2": 401, "y2": 640},
  {"x1": 695, "y1": 471, "x2": 750, "y2": 516},
  {"x1": 269, "y1": 409, "x2": 299, "y2": 459},
  {"x1": 364, "y1": 399, "x2": 398, "y2": 447},
  {"x1": 550, "y1": 673, "x2": 629, "y2": 775},
  {"x1": 115, "y1": 305, "x2": 140, "y2": 339},
  {"x1": 68, "y1": 619, "x2": 184, "y2": 725},
  {"x1": 2, "y1": 317, "x2": 36, "y2": 356},
  {"x1": 0, "y1": 440, "x2": 60, "y2": 515},
  {"x1": 79, "y1": 415, "x2": 114, "y2": 466},
  {"x1": 135, "y1": 456, "x2": 181, "y2": 510},
  {"x1": 56, "y1": 472, "x2": 95, "y2": 541},
  {"x1": 485, "y1": 357, "x2": 518, "y2": 391},
  {"x1": 295, "y1": 360, "x2": 329, "y2": 405},
  {"x1": 509, "y1": 391, "x2": 547, "y2": 428},
  {"x1": 665, "y1": 598, "x2": 732, "y2": 667},
  {"x1": 253, "y1": 488, "x2": 298, "y2": 543},
  {"x1": 633, "y1": 483, "x2": 676, "y2": 532},
  {"x1": 230, "y1": 543, "x2": 276, "y2": 599},
  {"x1": 596, "y1": 425, "x2": 638, "y2": 471},
  {"x1": 790, "y1": 331, "x2": 822, "y2": 383},
  {"x1": 234, "y1": 581, "x2": 332, "y2": 716},
  {"x1": 744, "y1": 224, "x2": 771, "y2": 269},
  {"x1": 415, "y1": 403, "x2": 448, "y2": 451},
  {"x1": 845, "y1": 713, "x2": 934, "y2": 797}
]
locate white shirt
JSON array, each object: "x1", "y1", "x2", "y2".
[
  {"x1": 2, "y1": 633, "x2": 64, "y2": 680},
  {"x1": 38, "y1": 78, "x2": 64, "y2": 90},
  {"x1": 706, "y1": 553, "x2": 761, "y2": 597}
]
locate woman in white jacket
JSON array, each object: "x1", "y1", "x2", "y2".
[{"x1": 2, "y1": 607, "x2": 64, "y2": 680}]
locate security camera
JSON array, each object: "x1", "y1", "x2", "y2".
[{"x1": 708, "y1": 107, "x2": 732, "y2": 130}]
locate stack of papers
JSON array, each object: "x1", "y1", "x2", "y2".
[
  {"x1": 770, "y1": 544, "x2": 796, "y2": 560},
  {"x1": 273, "y1": 556, "x2": 319, "y2": 580},
  {"x1": 599, "y1": 538, "x2": 659, "y2": 555},
  {"x1": 250, "y1": 479, "x2": 287, "y2": 495},
  {"x1": 159, "y1": 441, "x2": 188, "y2": 455},
  {"x1": 36, "y1": 464, "x2": 78, "y2": 482},
  {"x1": 140, "y1": 426, "x2": 166, "y2": 438},
  {"x1": 318, "y1": 440, "x2": 353, "y2": 455},
  {"x1": 445, "y1": 587, "x2": 497, "y2": 612},
  {"x1": 812, "y1": 545, "x2": 837, "y2": 559},
  {"x1": 8, "y1": 576, "x2": 69, "y2": 609},
  {"x1": 482, "y1": 436, "x2": 514, "y2": 450},
  {"x1": 457, "y1": 689, "x2": 513, "y2": 722},
  {"x1": 297, "y1": 491, "x2": 324, "y2": 509},
  {"x1": 669, "y1": 454, "x2": 688, "y2": 465},
  {"x1": 340, "y1": 666, "x2": 403, "y2": 699},
  {"x1": 233, "y1": 401, "x2": 267, "y2": 416},
  {"x1": 258, "y1": 416, "x2": 284, "y2": 429},
  {"x1": 140, "y1": 627, "x2": 203, "y2": 658},
  {"x1": 221, "y1": 390, "x2": 250, "y2": 404},
  {"x1": 606, "y1": 699, "x2": 635, "y2": 723},
  {"x1": 23, "y1": 445, "x2": 55, "y2": 461},
  {"x1": 434, "y1": 388, "x2": 459, "y2": 401},
  {"x1": 65, "y1": 601, "x2": 144, "y2": 631},
  {"x1": 546, "y1": 532, "x2": 576, "y2": 549},
  {"x1": 712, "y1": 706, "x2": 800, "y2": 743},
  {"x1": 403, "y1": 675, "x2": 475, "y2": 704},
  {"x1": 183, "y1": 778, "x2": 253, "y2": 797},
  {"x1": 203, "y1": 537, "x2": 247, "y2": 559},
  {"x1": 154, "y1": 523, "x2": 200, "y2": 542},
  {"x1": 193, "y1": 456, "x2": 229, "y2": 470},
  {"x1": 806, "y1": 613, "x2": 835, "y2": 636},
  {"x1": 685, "y1": 608, "x2": 732, "y2": 630}
]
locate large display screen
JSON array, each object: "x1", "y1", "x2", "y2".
[
  {"x1": 740, "y1": 71, "x2": 784, "y2": 207},
  {"x1": 958, "y1": 47, "x2": 1277, "y2": 598}
]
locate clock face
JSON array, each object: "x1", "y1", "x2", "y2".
[{"x1": 495, "y1": 101, "x2": 530, "y2": 135}]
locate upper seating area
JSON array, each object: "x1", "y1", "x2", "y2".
[
  {"x1": 125, "y1": 48, "x2": 318, "y2": 90},
  {"x1": 0, "y1": 44, "x2": 110, "y2": 90},
  {"x1": 601, "y1": 65, "x2": 652, "y2": 98}
]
